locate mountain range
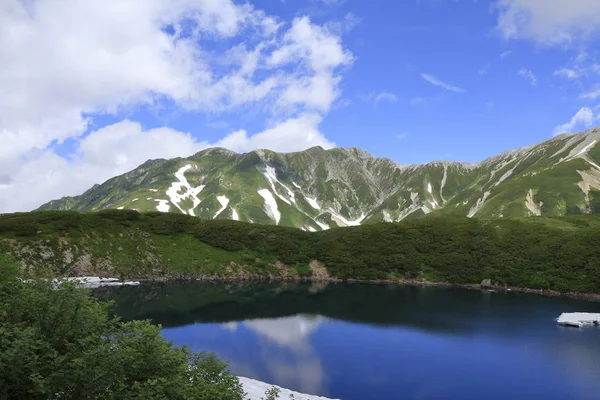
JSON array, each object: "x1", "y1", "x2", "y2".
[{"x1": 38, "y1": 126, "x2": 600, "y2": 230}]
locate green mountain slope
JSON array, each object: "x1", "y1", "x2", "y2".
[
  {"x1": 3, "y1": 210, "x2": 600, "y2": 293},
  {"x1": 38, "y1": 127, "x2": 600, "y2": 229}
]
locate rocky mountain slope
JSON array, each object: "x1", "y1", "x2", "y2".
[{"x1": 38, "y1": 127, "x2": 600, "y2": 229}]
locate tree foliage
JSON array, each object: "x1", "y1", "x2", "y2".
[{"x1": 0, "y1": 257, "x2": 245, "y2": 400}]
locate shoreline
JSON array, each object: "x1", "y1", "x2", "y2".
[{"x1": 123, "y1": 275, "x2": 600, "y2": 302}]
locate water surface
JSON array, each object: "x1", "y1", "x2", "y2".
[{"x1": 97, "y1": 282, "x2": 600, "y2": 400}]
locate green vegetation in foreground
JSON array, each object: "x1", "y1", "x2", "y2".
[
  {"x1": 0, "y1": 255, "x2": 246, "y2": 399},
  {"x1": 2, "y1": 210, "x2": 600, "y2": 293}
]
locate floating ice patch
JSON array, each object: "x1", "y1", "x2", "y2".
[
  {"x1": 213, "y1": 195, "x2": 230, "y2": 219},
  {"x1": 305, "y1": 196, "x2": 320, "y2": 210},
  {"x1": 155, "y1": 199, "x2": 170, "y2": 213},
  {"x1": 258, "y1": 189, "x2": 281, "y2": 224},
  {"x1": 557, "y1": 312, "x2": 600, "y2": 328}
]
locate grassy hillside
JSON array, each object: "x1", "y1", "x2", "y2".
[{"x1": 2, "y1": 210, "x2": 600, "y2": 293}]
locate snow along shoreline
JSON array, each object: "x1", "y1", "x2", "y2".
[
  {"x1": 239, "y1": 377, "x2": 339, "y2": 400},
  {"x1": 62, "y1": 276, "x2": 140, "y2": 288}
]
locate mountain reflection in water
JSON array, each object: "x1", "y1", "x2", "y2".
[{"x1": 97, "y1": 281, "x2": 600, "y2": 400}]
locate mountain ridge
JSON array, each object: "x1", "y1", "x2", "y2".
[{"x1": 38, "y1": 126, "x2": 600, "y2": 229}]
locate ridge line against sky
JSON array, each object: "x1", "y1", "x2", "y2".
[{"x1": 2, "y1": 0, "x2": 600, "y2": 212}]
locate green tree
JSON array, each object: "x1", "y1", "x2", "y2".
[{"x1": 0, "y1": 256, "x2": 246, "y2": 399}]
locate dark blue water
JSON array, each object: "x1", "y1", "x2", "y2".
[{"x1": 97, "y1": 282, "x2": 600, "y2": 400}]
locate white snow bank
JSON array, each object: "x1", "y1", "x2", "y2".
[
  {"x1": 557, "y1": 312, "x2": 600, "y2": 327},
  {"x1": 61, "y1": 277, "x2": 140, "y2": 289},
  {"x1": 258, "y1": 189, "x2": 281, "y2": 224},
  {"x1": 155, "y1": 199, "x2": 170, "y2": 213},
  {"x1": 213, "y1": 195, "x2": 230, "y2": 219},
  {"x1": 239, "y1": 377, "x2": 338, "y2": 400},
  {"x1": 166, "y1": 165, "x2": 205, "y2": 215},
  {"x1": 305, "y1": 196, "x2": 320, "y2": 210}
]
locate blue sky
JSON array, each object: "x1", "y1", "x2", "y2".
[{"x1": 2, "y1": 0, "x2": 600, "y2": 211}]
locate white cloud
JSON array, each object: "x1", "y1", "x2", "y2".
[
  {"x1": 580, "y1": 86, "x2": 600, "y2": 100},
  {"x1": 361, "y1": 91, "x2": 398, "y2": 105},
  {"x1": 500, "y1": 50, "x2": 512, "y2": 58},
  {"x1": 421, "y1": 74, "x2": 466, "y2": 93},
  {"x1": 478, "y1": 63, "x2": 491, "y2": 75},
  {"x1": 554, "y1": 68, "x2": 580, "y2": 79},
  {"x1": 552, "y1": 107, "x2": 597, "y2": 135},
  {"x1": 326, "y1": 12, "x2": 362, "y2": 35},
  {"x1": 495, "y1": 0, "x2": 600, "y2": 46},
  {"x1": 518, "y1": 68, "x2": 538, "y2": 86},
  {"x1": 395, "y1": 133, "x2": 409, "y2": 140},
  {"x1": 0, "y1": 121, "x2": 209, "y2": 213},
  {"x1": 0, "y1": 1, "x2": 353, "y2": 212},
  {"x1": 1, "y1": 116, "x2": 334, "y2": 212},
  {"x1": 215, "y1": 113, "x2": 334, "y2": 153}
]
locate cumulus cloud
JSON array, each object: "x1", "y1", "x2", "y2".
[
  {"x1": 1, "y1": 115, "x2": 334, "y2": 212},
  {"x1": 553, "y1": 107, "x2": 597, "y2": 135},
  {"x1": 421, "y1": 74, "x2": 466, "y2": 93},
  {"x1": 0, "y1": 0, "x2": 352, "y2": 212},
  {"x1": 0, "y1": 121, "x2": 209, "y2": 212},
  {"x1": 214, "y1": 114, "x2": 334, "y2": 153},
  {"x1": 495, "y1": 0, "x2": 600, "y2": 46},
  {"x1": 518, "y1": 68, "x2": 538, "y2": 86}
]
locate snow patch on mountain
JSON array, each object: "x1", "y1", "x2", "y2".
[
  {"x1": 166, "y1": 165, "x2": 205, "y2": 216},
  {"x1": 260, "y1": 165, "x2": 296, "y2": 205},
  {"x1": 525, "y1": 189, "x2": 542, "y2": 216},
  {"x1": 305, "y1": 196, "x2": 320, "y2": 210},
  {"x1": 155, "y1": 199, "x2": 170, "y2": 213},
  {"x1": 258, "y1": 189, "x2": 281, "y2": 224},
  {"x1": 495, "y1": 161, "x2": 521, "y2": 186},
  {"x1": 467, "y1": 191, "x2": 491, "y2": 218},
  {"x1": 440, "y1": 165, "x2": 448, "y2": 203},
  {"x1": 232, "y1": 208, "x2": 240, "y2": 221},
  {"x1": 213, "y1": 195, "x2": 230, "y2": 219},
  {"x1": 326, "y1": 208, "x2": 365, "y2": 227},
  {"x1": 132, "y1": 198, "x2": 138, "y2": 202},
  {"x1": 314, "y1": 220, "x2": 330, "y2": 230}
]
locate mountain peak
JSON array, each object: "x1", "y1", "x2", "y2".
[{"x1": 37, "y1": 133, "x2": 600, "y2": 227}]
